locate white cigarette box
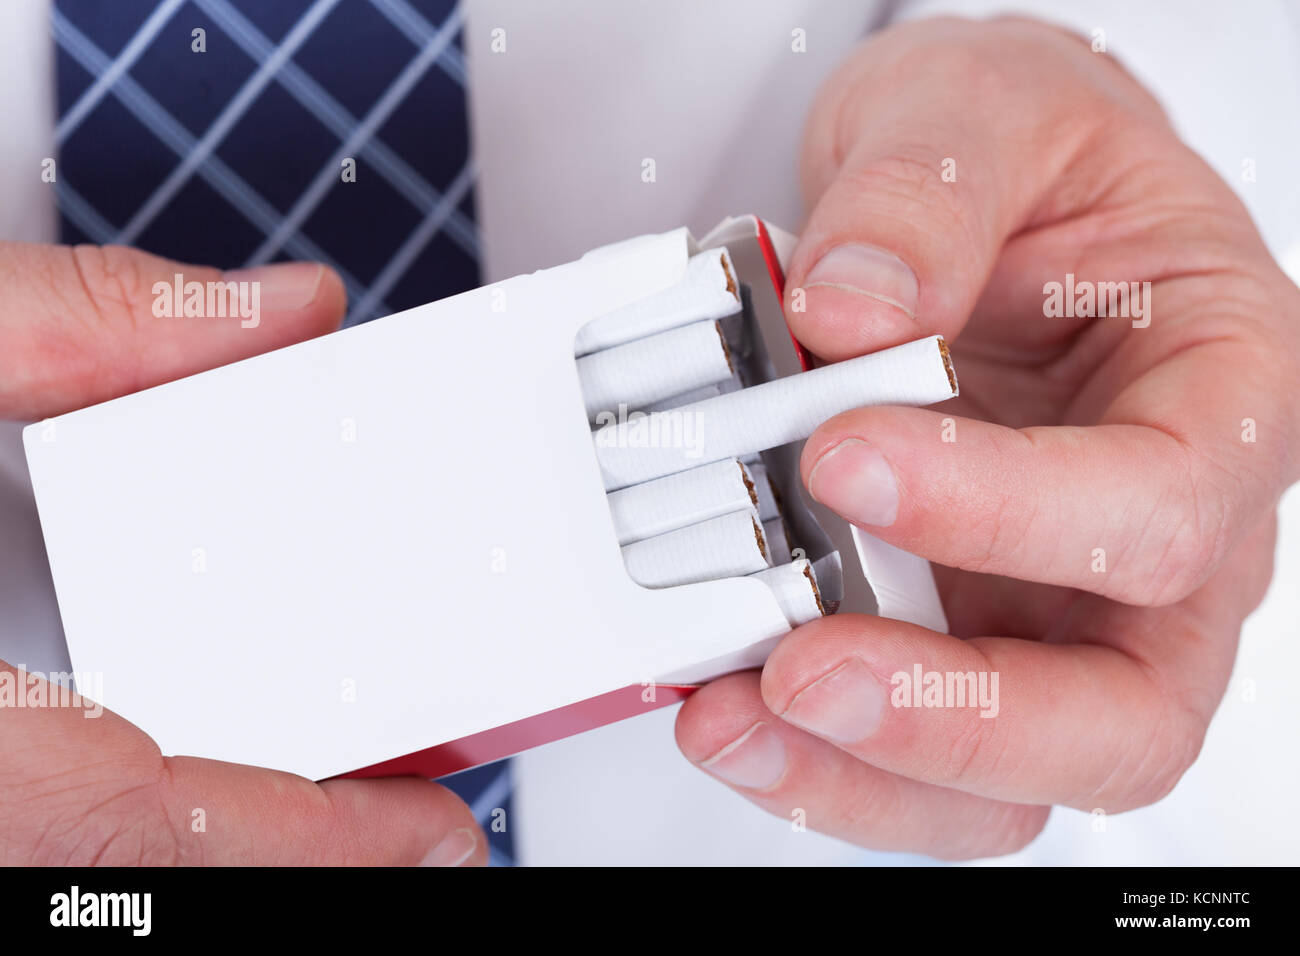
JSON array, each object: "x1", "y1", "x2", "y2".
[{"x1": 22, "y1": 215, "x2": 949, "y2": 781}]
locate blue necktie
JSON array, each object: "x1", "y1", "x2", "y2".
[{"x1": 52, "y1": 0, "x2": 515, "y2": 866}]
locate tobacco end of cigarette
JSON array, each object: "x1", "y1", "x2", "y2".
[
  {"x1": 717, "y1": 325, "x2": 738, "y2": 377},
  {"x1": 720, "y1": 252, "x2": 738, "y2": 300},
  {"x1": 801, "y1": 561, "x2": 826, "y2": 616},
  {"x1": 752, "y1": 514, "x2": 768, "y2": 561},
  {"x1": 936, "y1": 337, "x2": 958, "y2": 395},
  {"x1": 737, "y1": 460, "x2": 759, "y2": 510}
]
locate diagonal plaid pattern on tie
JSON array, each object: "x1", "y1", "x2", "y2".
[{"x1": 52, "y1": 0, "x2": 515, "y2": 866}]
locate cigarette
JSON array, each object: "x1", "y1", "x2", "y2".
[
  {"x1": 745, "y1": 462, "x2": 781, "y2": 522},
  {"x1": 750, "y1": 558, "x2": 825, "y2": 627},
  {"x1": 579, "y1": 320, "x2": 732, "y2": 423},
  {"x1": 641, "y1": 373, "x2": 742, "y2": 413},
  {"x1": 605, "y1": 458, "x2": 757, "y2": 545},
  {"x1": 574, "y1": 248, "x2": 740, "y2": 356},
  {"x1": 812, "y1": 550, "x2": 843, "y2": 614},
  {"x1": 594, "y1": 335, "x2": 957, "y2": 490},
  {"x1": 763, "y1": 518, "x2": 791, "y2": 563},
  {"x1": 621, "y1": 508, "x2": 770, "y2": 588}
]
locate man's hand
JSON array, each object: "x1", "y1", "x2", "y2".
[
  {"x1": 0, "y1": 242, "x2": 486, "y2": 865},
  {"x1": 676, "y1": 16, "x2": 1298, "y2": 857}
]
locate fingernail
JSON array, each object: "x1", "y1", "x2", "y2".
[
  {"x1": 698, "y1": 721, "x2": 787, "y2": 791},
  {"x1": 803, "y1": 244, "x2": 918, "y2": 316},
  {"x1": 780, "y1": 659, "x2": 888, "y2": 744},
  {"x1": 808, "y1": 438, "x2": 899, "y2": 527},
  {"x1": 223, "y1": 262, "x2": 325, "y2": 311},
  {"x1": 419, "y1": 827, "x2": 478, "y2": 867}
]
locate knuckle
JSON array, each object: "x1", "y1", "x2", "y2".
[
  {"x1": 878, "y1": 151, "x2": 962, "y2": 219},
  {"x1": 921, "y1": 645, "x2": 1017, "y2": 791},
  {"x1": 67, "y1": 244, "x2": 149, "y2": 331},
  {"x1": 5, "y1": 771, "x2": 183, "y2": 866},
  {"x1": 1128, "y1": 708, "x2": 1206, "y2": 809},
  {"x1": 1116, "y1": 447, "x2": 1236, "y2": 606},
  {"x1": 957, "y1": 431, "x2": 1041, "y2": 576},
  {"x1": 937, "y1": 709, "x2": 1011, "y2": 789},
  {"x1": 1088, "y1": 691, "x2": 1206, "y2": 811},
  {"x1": 841, "y1": 767, "x2": 909, "y2": 838},
  {"x1": 961, "y1": 493, "x2": 1018, "y2": 576},
  {"x1": 67, "y1": 806, "x2": 184, "y2": 866},
  {"x1": 838, "y1": 151, "x2": 971, "y2": 244}
]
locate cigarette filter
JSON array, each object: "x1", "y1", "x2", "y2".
[
  {"x1": 750, "y1": 559, "x2": 825, "y2": 628},
  {"x1": 595, "y1": 335, "x2": 957, "y2": 490},
  {"x1": 763, "y1": 518, "x2": 791, "y2": 563},
  {"x1": 620, "y1": 508, "x2": 770, "y2": 588},
  {"x1": 605, "y1": 458, "x2": 756, "y2": 546},
  {"x1": 746, "y1": 462, "x2": 781, "y2": 522},
  {"x1": 579, "y1": 320, "x2": 732, "y2": 423},
  {"x1": 574, "y1": 249, "x2": 740, "y2": 356}
]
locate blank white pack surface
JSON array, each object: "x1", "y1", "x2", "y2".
[{"x1": 23, "y1": 215, "x2": 953, "y2": 782}]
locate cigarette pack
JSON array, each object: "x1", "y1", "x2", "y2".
[{"x1": 22, "y1": 215, "x2": 950, "y2": 781}]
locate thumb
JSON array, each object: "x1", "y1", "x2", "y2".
[
  {"x1": 784, "y1": 18, "x2": 1117, "y2": 360},
  {"x1": 0, "y1": 242, "x2": 345, "y2": 419},
  {"x1": 0, "y1": 662, "x2": 487, "y2": 866},
  {"x1": 163, "y1": 756, "x2": 489, "y2": 867}
]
